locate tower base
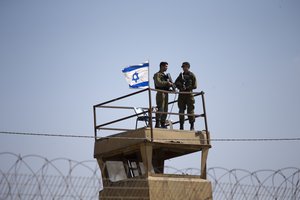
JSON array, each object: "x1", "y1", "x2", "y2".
[{"x1": 100, "y1": 174, "x2": 212, "y2": 200}]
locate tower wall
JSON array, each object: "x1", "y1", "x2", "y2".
[{"x1": 100, "y1": 174, "x2": 212, "y2": 200}]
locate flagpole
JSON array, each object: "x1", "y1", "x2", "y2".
[
  {"x1": 147, "y1": 60, "x2": 154, "y2": 142},
  {"x1": 147, "y1": 60, "x2": 151, "y2": 88}
]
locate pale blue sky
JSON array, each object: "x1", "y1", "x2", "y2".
[{"x1": 0, "y1": 0, "x2": 300, "y2": 171}]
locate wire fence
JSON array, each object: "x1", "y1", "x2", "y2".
[
  {"x1": 0, "y1": 152, "x2": 299, "y2": 199},
  {"x1": 2, "y1": 131, "x2": 300, "y2": 142}
]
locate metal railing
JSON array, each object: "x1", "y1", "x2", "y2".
[{"x1": 93, "y1": 87, "x2": 209, "y2": 141}]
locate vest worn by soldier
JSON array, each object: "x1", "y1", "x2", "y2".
[
  {"x1": 153, "y1": 71, "x2": 170, "y2": 91},
  {"x1": 175, "y1": 71, "x2": 197, "y2": 92}
]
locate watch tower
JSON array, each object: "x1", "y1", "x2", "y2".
[{"x1": 93, "y1": 88, "x2": 212, "y2": 200}]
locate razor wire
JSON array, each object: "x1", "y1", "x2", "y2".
[{"x1": 0, "y1": 152, "x2": 299, "y2": 200}]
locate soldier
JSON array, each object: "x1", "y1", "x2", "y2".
[
  {"x1": 153, "y1": 62, "x2": 174, "y2": 128},
  {"x1": 175, "y1": 62, "x2": 197, "y2": 130}
]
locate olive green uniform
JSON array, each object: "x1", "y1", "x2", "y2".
[
  {"x1": 175, "y1": 71, "x2": 197, "y2": 128},
  {"x1": 153, "y1": 71, "x2": 171, "y2": 127}
]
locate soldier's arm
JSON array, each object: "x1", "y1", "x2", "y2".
[
  {"x1": 185, "y1": 73, "x2": 197, "y2": 91},
  {"x1": 192, "y1": 74, "x2": 197, "y2": 90},
  {"x1": 175, "y1": 74, "x2": 183, "y2": 90}
]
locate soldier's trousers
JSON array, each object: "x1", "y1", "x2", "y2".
[
  {"x1": 156, "y1": 91, "x2": 168, "y2": 125},
  {"x1": 178, "y1": 94, "x2": 195, "y2": 124}
]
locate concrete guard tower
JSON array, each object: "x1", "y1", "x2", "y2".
[{"x1": 93, "y1": 88, "x2": 212, "y2": 200}]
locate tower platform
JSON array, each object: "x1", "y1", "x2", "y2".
[
  {"x1": 94, "y1": 127, "x2": 211, "y2": 169},
  {"x1": 94, "y1": 128, "x2": 212, "y2": 200}
]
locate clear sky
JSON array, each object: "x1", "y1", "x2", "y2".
[{"x1": 0, "y1": 0, "x2": 300, "y2": 172}]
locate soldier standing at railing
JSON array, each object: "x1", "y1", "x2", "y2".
[
  {"x1": 153, "y1": 62, "x2": 174, "y2": 128},
  {"x1": 175, "y1": 62, "x2": 197, "y2": 130}
]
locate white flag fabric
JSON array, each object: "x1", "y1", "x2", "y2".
[{"x1": 122, "y1": 62, "x2": 149, "y2": 89}]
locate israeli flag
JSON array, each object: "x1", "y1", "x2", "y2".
[{"x1": 122, "y1": 61, "x2": 149, "y2": 89}]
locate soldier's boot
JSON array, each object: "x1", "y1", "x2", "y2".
[
  {"x1": 190, "y1": 122, "x2": 194, "y2": 131},
  {"x1": 180, "y1": 123, "x2": 184, "y2": 130},
  {"x1": 155, "y1": 121, "x2": 160, "y2": 128},
  {"x1": 161, "y1": 123, "x2": 167, "y2": 129},
  {"x1": 179, "y1": 110, "x2": 185, "y2": 130}
]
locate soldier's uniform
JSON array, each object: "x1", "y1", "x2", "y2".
[
  {"x1": 153, "y1": 71, "x2": 171, "y2": 128},
  {"x1": 175, "y1": 71, "x2": 197, "y2": 130}
]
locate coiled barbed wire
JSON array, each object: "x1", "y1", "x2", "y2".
[{"x1": 0, "y1": 152, "x2": 299, "y2": 200}]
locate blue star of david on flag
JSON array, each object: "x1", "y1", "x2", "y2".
[
  {"x1": 132, "y1": 72, "x2": 139, "y2": 83},
  {"x1": 122, "y1": 61, "x2": 149, "y2": 89}
]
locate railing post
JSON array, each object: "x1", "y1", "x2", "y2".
[
  {"x1": 148, "y1": 88, "x2": 153, "y2": 142},
  {"x1": 201, "y1": 92, "x2": 210, "y2": 142}
]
